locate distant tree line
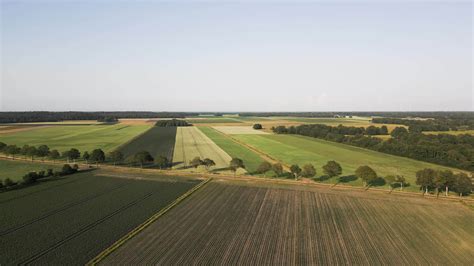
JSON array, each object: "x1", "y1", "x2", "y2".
[
  {"x1": 272, "y1": 124, "x2": 474, "y2": 171},
  {"x1": 154, "y1": 119, "x2": 191, "y2": 127},
  {"x1": 372, "y1": 117, "x2": 474, "y2": 131},
  {"x1": 273, "y1": 124, "x2": 388, "y2": 136},
  {"x1": 239, "y1": 112, "x2": 474, "y2": 119},
  {"x1": 0, "y1": 112, "x2": 199, "y2": 123},
  {"x1": 97, "y1": 116, "x2": 119, "y2": 123}
]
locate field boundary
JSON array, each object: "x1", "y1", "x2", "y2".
[
  {"x1": 111, "y1": 124, "x2": 154, "y2": 152},
  {"x1": 210, "y1": 127, "x2": 291, "y2": 171},
  {"x1": 86, "y1": 177, "x2": 213, "y2": 265},
  {"x1": 1, "y1": 156, "x2": 472, "y2": 204}
]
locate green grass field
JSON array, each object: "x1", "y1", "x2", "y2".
[
  {"x1": 199, "y1": 127, "x2": 264, "y2": 173},
  {"x1": 0, "y1": 160, "x2": 61, "y2": 182},
  {"x1": 185, "y1": 118, "x2": 242, "y2": 123},
  {"x1": 0, "y1": 124, "x2": 151, "y2": 153},
  {"x1": 234, "y1": 134, "x2": 466, "y2": 190}
]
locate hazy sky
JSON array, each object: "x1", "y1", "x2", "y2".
[{"x1": 1, "y1": 1, "x2": 472, "y2": 112}]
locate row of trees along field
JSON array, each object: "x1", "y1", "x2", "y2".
[
  {"x1": 254, "y1": 160, "x2": 472, "y2": 197},
  {"x1": 238, "y1": 111, "x2": 474, "y2": 119},
  {"x1": 372, "y1": 117, "x2": 474, "y2": 131},
  {"x1": 272, "y1": 124, "x2": 474, "y2": 171},
  {"x1": 0, "y1": 142, "x2": 174, "y2": 169}
]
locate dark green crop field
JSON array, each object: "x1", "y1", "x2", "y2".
[
  {"x1": 117, "y1": 126, "x2": 177, "y2": 162},
  {"x1": 0, "y1": 170, "x2": 199, "y2": 265}
]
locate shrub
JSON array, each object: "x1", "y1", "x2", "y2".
[
  {"x1": 47, "y1": 169, "x2": 54, "y2": 177},
  {"x1": 4, "y1": 178, "x2": 15, "y2": 187},
  {"x1": 62, "y1": 164, "x2": 75, "y2": 175},
  {"x1": 38, "y1": 170, "x2": 46, "y2": 178},
  {"x1": 253, "y1": 124, "x2": 263, "y2": 130}
]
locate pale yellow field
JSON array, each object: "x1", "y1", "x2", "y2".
[
  {"x1": 424, "y1": 130, "x2": 474, "y2": 136},
  {"x1": 172, "y1": 127, "x2": 232, "y2": 170},
  {"x1": 213, "y1": 126, "x2": 269, "y2": 135}
]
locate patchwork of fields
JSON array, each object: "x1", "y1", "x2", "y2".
[
  {"x1": 212, "y1": 126, "x2": 268, "y2": 135},
  {"x1": 101, "y1": 180, "x2": 474, "y2": 265},
  {"x1": 0, "y1": 170, "x2": 199, "y2": 265},
  {"x1": 172, "y1": 127, "x2": 232, "y2": 170},
  {"x1": 233, "y1": 134, "x2": 467, "y2": 190},
  {"x1": 0, "y1": 124, "x2": 152, "y2": 153},
  {"x1": 117, "y1": 126, "x2": 176, "y2": 162},
  {"x1": 199, "y1": 127, "x2": 265, "y2": 173}
]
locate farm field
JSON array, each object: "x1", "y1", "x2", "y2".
[
  {"x1": 0, "y1": 169, "x2": 199, "y2": 265},
  {"x1": 185, "y1": 118, "x2": 242, "y2": 124},
  {"x1": 199, "y1": 127, "x2": 265, "y2": 173},
  {"x1": 277, "y1": 117, "x2": 404, "y2": 131},
  {"x1": 117, "y1": 126, "x2": 177, "y2": 162},
  {"x1": 213, "y1": 126, "x2": 269, "y2": 135},
  {"x1": 172, "y1": 127, "x2": 232, "y2": 170},
  {"x1": 424, "y1": 130, "x2": 474, "y2": 136},
  {"x1": 0, "y1": 159, "x2": 60, "y2": 182},
  {"x1": 0, "y1": 124, "x2": 151, "y2": 153},
  {"x1": 233, "y1": 134, "x2": 466, "y2": 190},
  {"x1": 101, "y1": 180, "x2": 474, "y2": 265}
]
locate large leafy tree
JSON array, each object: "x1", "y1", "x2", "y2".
[
  {"x1": 190, "y1": 157, "x2": 203, "y2": 169},
  {"x1": 434, "y1": 170, "x2": 455, "y2": 196},
  {"x1": 290, "y1": 164, "x2": 302, "y2": 180},
  {"x1": 90, "y1": 149, "x2": 105, "y2": 164},
  {"x1": 272, "y1": 163, "x2": 284, "y2": 177},
  {"x1": 133, "y1": 151, "x2": 154, "y2": 168},
  {"x1": 155, "y1": 155, "x2": 169, "y2": 169},
  {"x1": 256, "y1": 161, "x2": 272, "y2": 177},
  {"x1": 301, "y1": 164, "x2": 316, "y2": 178},
  {"x1": 108, "y1": 151, "x2": 124, "y2": 166},
  {"x1": 416, "y1": 168, "x2": 436, "y2": 194},
  {"x1": 453, "y1": 173, "x2": 472, "y2": 197},
  {"x1": 202, "y1": 158, "x2": 216, "y2": 172},
  {"x1": 229, "y1": 158, "x2": 245, "y2": 176},
  {"x1": 323, "y1": 161, "x2": 342, "y2": 178},
  {"x1": 355, "y1": 166, "x2": 377, "y2": 187}
]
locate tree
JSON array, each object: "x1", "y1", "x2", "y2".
[
  {"x1": 49, "y1": 149, "x2": 60, "y2": 162},
  {"x1": 434, "y1": 170, "x2": 455, "y2": 196},
  {"x1": 301, "y1": 164, "x2": 316, "y2": 178},
  {"x1": 26, "y1": 146, "x2": 38, "y2": 161},
  {"x1": 416, "y1": 168, "x2": 436, "y2": 195},
  {"x1": 4, "y1": 178, "x2": 15, "y2": 187},
  {"x1": 155, "y1": 155, "x2": 169, "y2": 169},
  {"x1": 322, "y1": 161, "x2": 342, "y2": 178},
  {"x1": 20, "y1": 144, "x2": 30, "y2": 157},
  {"x1": 253, "y1": 124, "x2": 263, "y2": 130},
  {"x1": 0, "y1": 142, "x2": 6, "y2": 152},
  {"x1": 108, "y1": 150, "x2": 124, "y2": 166},
  {"x1": 90, "y1": 149, "x2": 105, "y2": 165},
  {"x1": 190, "y1": 157, "x2": 203, "y2": 169},
  {"x1": 63, "y1": 148, "x2": 80, "y2": 163},
  {"x1": 133, "y1": 151, "x2": 154, "y2": 168},
  {"x1": 37, "y1": 145, "x2": 50, "y2": 159},
  {"x1": 385, "y1": 175, "x2": 406, "y2": 191},
  {"x1": 380, "y1": 125, "x2": 389, "y2": 135},
  {"x1": 272, "y1": 163, "x2": 284, "y2": 177},
  {"x1": 62, "y1": 164, "x2": 76, "y2": 175},
  {"x1": 256, "y1": 161, "x2": 272, "y2": 177},
  {"x1": 453, "y1": 173, "x2": 472, "y2": 197},
  {"x1": 355, "y1": 166, "x2": 377, "y2": 187},
  {"x1": 390, "y1": 127, "x2": 409, "y2": 139},
  {"x1": 290, "y1": 164, "x2": 302, "y2": 180},
  {"x1": 83, "y1": 151, "x2": 90, "y2": 164},
  {"x1": 0, "y1": 179, "x2": 3, "y2": 189},
  {"x1": 229, "y1": 158, "x2": 245, "y2": 176},
  {"x1": 202, "y1": 158, "x2": 216, "y2": 171},
  {"x1": 5, "y1": 145, "x2": 20, "y2": 160}
]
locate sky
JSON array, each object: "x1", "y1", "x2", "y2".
[{"x1": 1, "y1": 1, "x2": 472, "y2": 112}]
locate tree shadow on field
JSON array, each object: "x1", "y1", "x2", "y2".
[
  {"x1": 370, "y1": 177, "x2": 386, "y2": 187},
  {"x1": 318, "y1": 175, "x2": 331, "y2": 182},
  {"x1": 211, "y1": 166, "x2": 231, "y2": 173},
  {"x1": 338, "y1": 175, "x2": 357, "y2": 183}
]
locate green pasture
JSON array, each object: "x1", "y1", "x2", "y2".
[
  {"x1": 0, "y1": 124, "x2": 151, "y2": 153},
  {"x1": 199, "y1": 127, "x2": 264, "y2": 173},
  {"x1": 0, "y1": 160, "x2": 60, "y2": 182},
  {"x1": 234, "y1": 134, "x2": 466, "y2": 190}
]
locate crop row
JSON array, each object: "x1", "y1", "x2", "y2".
[
  {"x1": 102, "y1": 181, "x2": 474, "y2": 265},
  {"x1": 0, "y1": 171, "x2": 199, "y2": 265}
]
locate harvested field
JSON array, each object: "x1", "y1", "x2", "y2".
[
  {"x1": 0, "y1": 125, "x2": 50, "y2": 134},
  {"x1": 0, "y1": 170, "x2": 199, "y2": 265},
  {"x1": 172, "y1": 127, "x2": 232, "y2": 170},
  {"x1": 117, "y1": 127, "x2": 176, "y2": 162},
  {"x1": 199, "y1": 127, "x2": 265, "y2": 173},
  {"x1": 101, "y1": 180, "x2": 474, "y2": 265},
  {"x1": 185, "y1": 118, "x2": 242, "y2": 124},
  {"x1": 0, "y1": 124, "x2": 151, "y2": 153},
  {"x1": 213, "y1": 126, "x2": 269, "y2": 135}
]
